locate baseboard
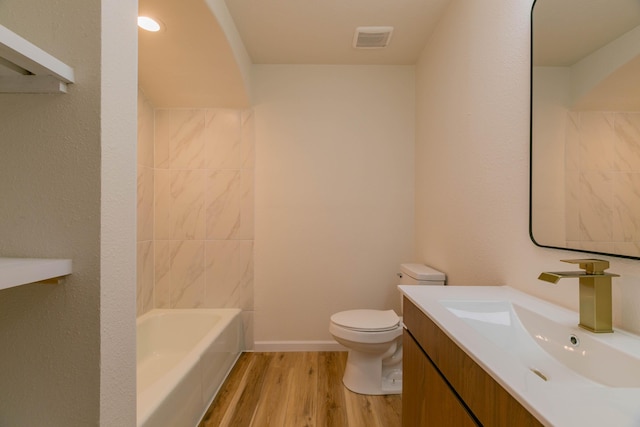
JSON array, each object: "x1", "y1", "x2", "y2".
[{"x1": 252, "y1": 340, "x2": 346, "y2": 352}]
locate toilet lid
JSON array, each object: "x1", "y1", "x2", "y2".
[{"x1": 331, "y1": 309, "x2": 400, "y2": 332}]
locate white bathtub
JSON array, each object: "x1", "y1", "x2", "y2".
[{"x1": 137, "y1": 309, "x2": 243, "y2": 427}]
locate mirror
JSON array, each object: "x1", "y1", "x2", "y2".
[{"x1": 530, "y1": 0, "x2": 640, "y2": 259}]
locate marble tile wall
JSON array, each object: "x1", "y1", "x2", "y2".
[
  {"x1": 565, "y1": 111, "x2": 640, "y2": 257},
  {"x1": 153, "y1": 108, "x2": 255, "y2": 346},
  {"x1": 136, "y1": 91, "x2": 254, "y2": 346},
  {"x1": 137, "y1": 89, "x2": 155, "y2": 316}
]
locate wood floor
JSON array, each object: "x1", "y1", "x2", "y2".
[{"x1": 199, "y1": 352, "x2": 402, "y2": 427}]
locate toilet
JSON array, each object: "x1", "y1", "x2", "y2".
[{"x1": 329, "y1": 263, "x2": 446, "y2": 395}]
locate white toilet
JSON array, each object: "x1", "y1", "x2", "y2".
[{"x1": 329, "y1": 263, "x2": 445, "y2": 395}]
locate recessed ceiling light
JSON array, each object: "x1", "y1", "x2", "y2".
[{"x1": 138, "y1": 16, "x2": 162, "y2": 32}]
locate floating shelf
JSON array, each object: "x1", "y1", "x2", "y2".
[
  {"x1": 0, "y1": 24, "x2": 75, "y2": 94},
  {"x1": 0, "y1": 258, "x2": 72, "y2": 291}
]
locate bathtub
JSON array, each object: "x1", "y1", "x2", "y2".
[{"x1": 137, "y1": 309, "x2": 243, "y2": 427}]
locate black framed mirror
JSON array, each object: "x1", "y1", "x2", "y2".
[{"x1": 530, "y1": 0, "x2": 640, "y2": 259}]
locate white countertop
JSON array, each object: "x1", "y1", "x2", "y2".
[
  {"x1": 0, "y1": 257, "x2": 72, "y2": 290},
  {"x1": 399, "y1": 285, "x2": 640, "y2": 427}
]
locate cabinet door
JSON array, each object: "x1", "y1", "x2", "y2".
[{"x1": 402, "y1": 331, "x2": 479, "y2": 427}]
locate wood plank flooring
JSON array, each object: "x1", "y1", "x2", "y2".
[{"x1": 199, "y1": 352, "x2": 402, "y2": 427}]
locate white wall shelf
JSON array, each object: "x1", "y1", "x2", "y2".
[
  {"x1": 0, "y1": 258, "x2": 72, "y2": 291},
  {"x1": 0, "y1": 24, "x2": 75, "y2": 93}
]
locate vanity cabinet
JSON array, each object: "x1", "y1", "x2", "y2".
[
  {"x1": 402, "y1": 297, "x2": 544, "y2": 427},
  {"x1": 403, "y1": 331, "x2": 478, "y2": 426}
]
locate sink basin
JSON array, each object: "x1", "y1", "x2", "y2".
[
  {"x1": 399, "y1": 285, "x2": 640, "y2": 427},
  {"x1": 514, "y1": 303, "x2": 640, "y2": 387},
  {"x1": 440, "y1": 299, "x2": 640, "y2": 387}
]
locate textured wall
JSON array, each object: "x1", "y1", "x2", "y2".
[
  {"x1": 0, "y1": 0, "x2": 136, "y2": 425},
  {"x1": 0, "y1": 3, "x2": 102, "y2": 425},
  {"x1": 99, "y1": 0, "x2": 137, "y2": 422}
]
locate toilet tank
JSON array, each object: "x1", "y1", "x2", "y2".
[{"x1": 398, "y1": 263, "x2": 445, "y2": 286}]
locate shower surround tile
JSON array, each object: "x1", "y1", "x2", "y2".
[
  {"x1": 579, "y1": 171, "x2": 613, "y2": 242},
  {"x1": 565, "y1": 112, "x2": 580, "y2": 242},
  {"x1": 154, "y1": 169, "x2": 172, "y2": 240},
  {"x1": 564, "y1": 111, "x2": 640, "y2": 257},
  {"x1": 204, "y1": 240, "x2": 254, "y2": 309},
  {"x1": 152, "y1": 240, "x2": 206, "y2": 308},
  {"x1": 579, "y1": 112, "x2": 614, "y2": 172},
  {"x1": 136, "y1": 89, "x2": 156, "y2": 316},
  {"x1": 614, "y1": 113, "x2": 640, "y2": 172},
  {"x1": 206, "y1": 170, "x2": 241, "y2": 239},
  {"x1": 205, "y1": 109, "x2": 241, "y2": 169},
  {"x1": 154, "y1": 240, "x2": 172, "y2": 308},
  {"x1": 613, "y1": 173, "x2": 640, "y2": 242},
  {"x1": 238, "y1": 169, "x2": 255, "y2": 239},
  {"x1": 137, "y1": 241, "x2": 154, "y2": 316},
  {"x1": 241, "y1": 110, "x2": 255, "y2": 170},
  {"x1": 565, "y1": 112, "x2": 580, "y2": 172},
  {"x1": 155, "y1": 169, "x2": 207, "y2": 240},
  {"x1": 170, "y1": 170, "x2": 206, "y2": 240},
  {"x1": 155, "y1": 109, "x2": 171, "y2": 169},
  {"x1": 170, "y1": 109, "x2": 206, "y2": 169},
  {"x1": 170, "y1": 240, "x2": 205, "y2": 308},
  {"x1": 137, "y1": 165, "x2": 154, "y2": 242},
  {"x1": 241, "y1": 311, "x2": 254, "y2": 350},
  {"x1": 140, "y1": 102, "x2": 255, "y2": 342},
  {"x1": 138, "y1": 89, "x2": 155, "y2": 168}
]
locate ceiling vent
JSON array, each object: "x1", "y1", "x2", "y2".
[{"x1": 353, "y1": 26, "x2": 394, "y2": 49}]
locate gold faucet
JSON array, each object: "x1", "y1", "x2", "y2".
[{"x1": 538, "y1": 259, "x2": 619, "y2": 333}]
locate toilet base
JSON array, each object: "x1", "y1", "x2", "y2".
[{"x1": 342, "y1": 338, "x2": 403, "y2": 395}]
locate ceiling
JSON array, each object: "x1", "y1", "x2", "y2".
[
  {"x1": 138, "y1": 0, "x2": 451, "y2": 108},
  {"x1": 532, "y1": 0, "x2": 640, "y2": 111},
  {"x1": 224, "y1": 0, "x2": 451, "y2": 65},
  {"x1": 138, "y1": 0, "x2": 249, "y2": 108},
  {"x1": 533, "y1": 0, "x2": 640, "y2": 66},
  {"x1": 573, "y1": 55, "x2": 640, "y2": 110}
]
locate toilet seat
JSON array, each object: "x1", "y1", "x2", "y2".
[{"x1": 330, "y1": 309, "x2": 400, "y2": 332}]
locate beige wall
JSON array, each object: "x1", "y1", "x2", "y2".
[
  {"x1": 415, "y1": 0, "x2": 640, "y2": 334},
  {"x1": 531, "y1": 67, "x2": 569, "y2": 247},
  {"x1": 253, "y1": 65, "x2": 416, "y2": 344},
  {"x1": 0, "y1": 0, "x2": 136, "y2": 425}
]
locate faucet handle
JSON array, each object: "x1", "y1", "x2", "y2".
[{"x1": 561, "y1": 259, "x2": 610, "y2": 274}]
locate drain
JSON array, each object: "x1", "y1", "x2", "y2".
[
  {"x1": 569, "y1": 334, "x2": 580, "y2": 347},
  {"x1": 530, "y1": 368, "x2": 548, "y2": 381}
]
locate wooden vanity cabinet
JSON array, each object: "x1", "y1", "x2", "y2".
[
  {"x1": 403, "y1": 331, "x2": 478, "y2": 426},
  {"x1": 402, "y1": 297, "x2": 544, "y2": 427}
]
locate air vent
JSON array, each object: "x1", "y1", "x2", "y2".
[{"x1": 353, "y1": 26, "x2": 393, "y2": 49}]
